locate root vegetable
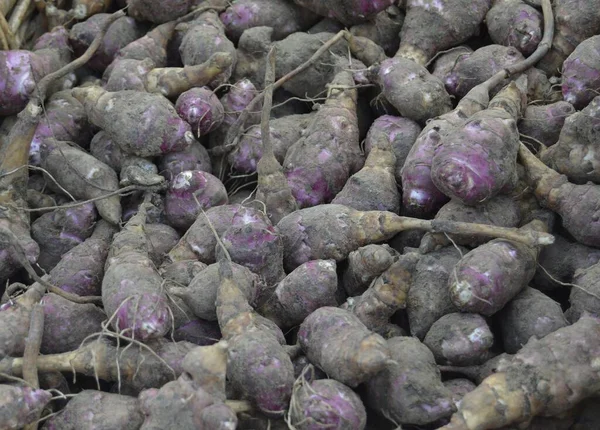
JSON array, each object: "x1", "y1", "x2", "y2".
[
  {"x1": 424, "y1": 313, "x2": 495, "y2": 366},
  {"x1": 364, "y1": 336, "x2": 455, "y2": 425},
  {"x1": 440, "y1": 314, "x2": 600, "y2": 430},
  {"x1": 298, "y1": 306, "x2": 390, "y2": 387}
]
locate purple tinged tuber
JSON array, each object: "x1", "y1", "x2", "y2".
[
  {"x1": 69, "y1": 13, "x2": 146, "y2": 73},
  {"x1": 560, "y1": 34, "x2": 600, "y2": 109},
  {"x1": 102, "y1": 198, "x2": 172, "y2": 341},
  {"x1": 364, "y1": 336, "x2": 455, "y2": 425},
  {"x1": 283, "y1": 70, "x2": 364, "y2": 208},
  {"x1": 423, "y1": 312, "x2": 495, "y2": 366},
  {"x1": 39, "y1": 138, "x2": 122, "y2": 225},
  {"x1": 486, "y1": 0, "x2": 543, "y2": 56},
  {"x1": 536, "y1": 0, "x2": 600, "y2": 76},
  {"x1": 158, "y1": 140, "x2": 212, "y2": 181},
  {"x1": 448, "y1": 221, "x2": 544, "y2": 316},
  {"x1": 430, "y1": 79, "x2": 526, "y2": 205},
  {"x1": 298, "y1": 306, "x2": 390, "y2": 387},
  {"x1": 363, "y1": 114, "x2": 421, "y2": 184},
  {"x1": 497, "y1": 287, "x2": 567, "y2": 353},
  {"x1": 220, "y1": 0, "x2": 319, "y2": 41},
  {"x1": 259, "y1": 259, "x2": 339, "y2": 329},
  {"x1": 0, "y1": 385, "x2": 51, "y2": 430},
  {"x1": 518, "y1": 101, "x2": 575, "y2": 148},
  {"x1": 539, "y1": 96, "x2": 600, "y2": 184},
  {"x1": 28, "y1": 91, "x2": 91, "y2": 166},
  {"x1": 288, "y1": 375, "x2": 367, "y2": 430},
  {"x1": 175, "y1": 87, "x2": 224, "y2": 137},
  {"x1": 40, "y1": 293, "x2": 106, "y2": 354},
  {"x1": 48, "y1": 220, "x2": 117, "y2": 296},
  {"x1": 0, "y1": 34, "x2": 71, "y2": 116},
  {"x1": 74, "y1": 86, "x2": 195, "y2": 158},
  {"x1": 164, "y1": 170, "x2": 228, "y2": 231},
  {"x1": 31, "y1": 202, "x2": 97, "y2": 272},
  {"x1": 42, "y1": 390, "x2": 144, "y2": 430},
  {"x1": 292, "y1": 0, "x2": 395, "y2": 27}
]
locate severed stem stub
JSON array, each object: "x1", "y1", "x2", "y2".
[{"x1": 254, "y1": 45, "x2": 298, "y2": 224}]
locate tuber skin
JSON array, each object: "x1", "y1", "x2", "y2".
[
  {"x1": 519, "y1": 142, "x2": 600, "y2": 247},
  {"x1": 179, "y1": 11, "x2": 237, "y2": 88},
  {"x1": 29, "y1": 91, "x2": 91, "y2": 166},
  {"x1": 69, "y1": 13, "x2": 146, "y2": 73},
  {"x1": 158, "y1": 140, "x2": 212, "y2": 181},
  {"x1": 349, "y1": 5, "x2": 404, "y2": 56},
  {"x1": 518, "y1": 101, "x2": 575, "y2": 148},
  {"x1": 486, "y1": 0, "x2": 543, "y2": 56},
  {"x1": 343, "y1": 252, "x2": 420, "y2": 333},
  {"x1": 0, "y1": 26, "x2": 71, "y2": 116},
  {"x1": 170, "y1": 261, "x2": 259, "y2": 322},
  {"x1": 566, "y1": 261, "x2": 600, "y2": 323},
  {"x1": 259, "y1": 259, "x2": 339, "y2": 329},
  {"x1": 49, "y1": 220, "x2": 117, "y2": 297},
  {"x1": 216, "y1": 260, "x2": 294, "y2": 416},
  {"x1": 31, "y1": 202, "x2": 97, "y2": 272},
  {"x1": 439, "y1": 45, "x2": 525, "y2": 99},
  {"x1": 164, "y1": 170, "x2": 228, "y2": 231},
  {"x1": 74, "y1": 86, "x2": 195, "y2": 158},
  {"x1": 423, "y1": 312, "x2": 495, "y2": 366},
  {"x1": 0, "y1": 385, "x2": 51, "y2": 430},
  {"x1": 448, "y1": 221, "x2": 545, "y2": 316},
  {"x1": 161, "y1": 260, "x2": 207, "y2": 328},
  {"x1": 127, "y1": 0, "x2": 193, "y2": 24},
  {"x1": 560, "y1": 34, "x2": 600, "y2": 109},
  {"x1": 273, "y1": 31, "x2": 351, "y2": 99},
  {"x1": 40, "y1": 138, "x2": 122, "y2": 225},
  {"x1": 534, "y1": 234, "x2": 600, "y2": 291},
  {"x1": 40, "y1": 293, "x2": 106, "y2": 354},
  {"x1": 283, "y1": 70, "x2": 364, "y2": 208},
  {"x1": 369, "y1": 56, "x2": 453, "y2": 123},
  {"x1": 363, "y1": 114, "x2": 421, "y2": 185},
  {"x1": 331, "y1": 134, "x2": 400, "y2": 213},
  {"x1": 407, "y1": 246, "x2": 464, "y2": 339},
  {"x1": 107, "y1": 21, "x2": 177, "y2": 73},
  {"x1": 536, "y1": 0, "x2": 600, "y2": 76},
  {"x1": 102, "y1": 198, "x2": 172, "y2": 341},
  {"x1": 167, "y1": 204, "x2": 269, "y2": 264},
  {"x1": 341, "y1": 244, "x2": 396, "y2": 297},
  {"x1": 231, "y1": 25, "x2": 274, "y2": 89},
  {"x1": 43, "y1": 390, "x2": 144, "y2": 430},
  {"x1": 497, "y1": 287, "x2": 567, "y2": 354},
  {"x1": 419, "y1": 195, "x2": 521, "y2": 253},
  {"x1": 364, "y1": 336, "x2": 455, "y2": 425},
  {"x1": 539, "y1": 96, "x2": 600, "y2": 184},
  {"x1": 444, "y1": 379, "x2": 477, "y2": 409},
  {"x1": 220, "y1": 0, "x2": 318, "y2": 41},
  {"x1": 438, "y1": 353, "x2": 512, "y2": 386},
  {"x1": 289, "y1": 374, "x2": 367, "y2": 430},
  {"x1": 439, "y1": 314, "x2": 600, "y2": 430},
  {"x1": 175, "y1": 87, "x2": 224, "y2": 137},
  {"x1": 0, "y1": 279, "x2": 46, "y2": 359},
  {"x1": 228, "y1": 113, "x2": 313, "y2": 174},
  {"x1": 145, "y1": 223, "x2": 181, "y2": 266},
  {"x1": 431, "y1": 46, "x2": 474, "y2": 85},
  {"x1": 292, "y1": 0, "x2": 394, "y2": 27},
  {"x1": 298, "y1": 306, "x2": 390, "y2": 387},
  {"x1": 397, "y1": 0, "x2": 491, "y2": 66},
  {"x1": 215, "y1": 220, "x2": 286, "y2": 292},
  {"x1": 431, "y1": 79, "x2": 526, "y2": 205}
]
